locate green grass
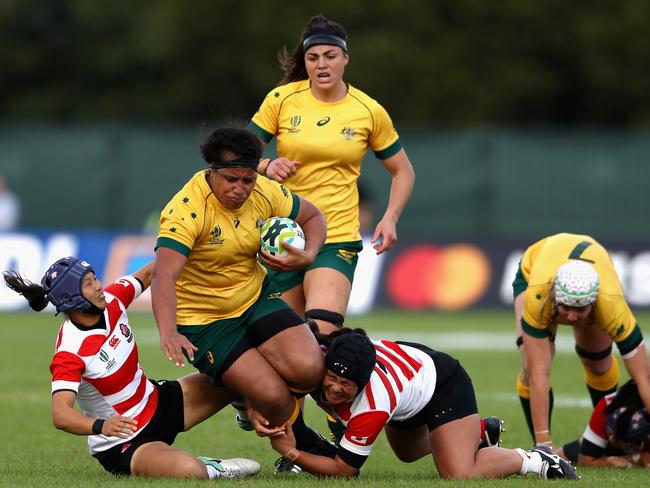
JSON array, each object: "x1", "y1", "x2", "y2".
[{"x1": 1, "y1": 309, "x2": 649, "y2": 487}]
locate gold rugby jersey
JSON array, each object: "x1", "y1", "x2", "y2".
[
  {"x1": 519, "y1": 233, "x2": 638, "y2": 347},
  {"x1": 249, "y1": 80, "x2": 401, "y2": 243},
  {"x1": 156, "y1": 169, "x2": 297, "y2": 325}
]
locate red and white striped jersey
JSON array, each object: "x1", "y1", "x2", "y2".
[
  {"x1": 318, "y1": 340, "x2": 436, "y2": 458},
  {"x1": 49, "y1": 275, "x2": 158, "y2": 454},
  {"x1": 581, "y1": 392, "x2": 616, "y2": 450}
]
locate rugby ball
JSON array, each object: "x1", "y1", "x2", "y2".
[{"x1": 259, "y1": 217, "x2": 305, "y2": 257}]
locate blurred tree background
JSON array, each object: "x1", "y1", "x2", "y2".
[
  {"x1": 1, "y1": 0, "x2": 649, "y2": 235},
  {"x1": 1, "y1": 0, "x2": 649, "y2": 127}
]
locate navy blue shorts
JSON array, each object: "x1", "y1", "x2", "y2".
[{"x1": 92, "y1": 379, "x2": 185, "y2": 476}]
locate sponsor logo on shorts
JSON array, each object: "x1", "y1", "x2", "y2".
[
  {"x1": 336, "y1": 249, "x2": 357, "y2": 264},
  {"x1": 206, "y1": 351, "x2": 214, "y2": 365}
]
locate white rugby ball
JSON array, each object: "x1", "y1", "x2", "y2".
[{"x1": 259, "y1": 217, "x2": 305, "y2": 257}]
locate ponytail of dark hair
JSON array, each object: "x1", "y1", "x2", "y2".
[
  {"x1": 606, "y1": 379, "x2": 643, "y2": 414},
  {"x1": 278, "y1": 15, "x2": 348, "y2": 85},
  {"x1": 2, "y1": 271, "x2": 49, "y2": 311}
]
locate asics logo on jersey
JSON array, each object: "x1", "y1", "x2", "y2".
[{"x1": 317, "y1": 117, "x2": 331, "y2": 126}]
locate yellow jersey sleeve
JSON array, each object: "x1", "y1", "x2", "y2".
[
  {"x1": 254, "y1": 177, "x2": 299, "y2": 219},
  {"x1": 250, "y1": 87, "x2": 285, "y2": 143},
  {"x1": 157, "y1": 175, "x2": 207, "y2": 255},
  {"x1": 368, "y1": 102, "x2": 401, "y2": 159}
]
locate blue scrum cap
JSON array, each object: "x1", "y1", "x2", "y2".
[{"x1": 41, "y1": 257, "x2": 95, "y2": 313}]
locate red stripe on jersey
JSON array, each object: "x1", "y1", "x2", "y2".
[
  {"x1": 106, "y1": 300, "x2": 123, "y2": 334},
  {"x1": 365, "y1": 380, "x2": 376, "y2": 410},
  {"x1": 379, "y1": 341, "x2": 422, "y2": 373},
  {"x1": 334, "y1": 401, "x2": 353, "y2": 422},
  {"x1": 377, "y1": 357, "x2": 403, "y2": 392},
  {"x1": 588, "y1": 395, "x2": 613, "y2": 441},
  {"x1": 374, "y1": 365, "x2": 397, "y2": 412},
  {"x1": 86, "y1": 344, "x2": 139, "y2": 395},
  {"x1": 105, "y1": 278, "x2": 136, "y2": 308},
  {"x1": 375, "y1": 344, "x2": 414, "y2": 381},
  {"x1": 131, "y1": 384, "x2": 158, "y2": 430},
  {"x1": 77, "y1": 334, "x2": 106, "y2": 357},
  {"x1": 112, "y1": 371, "x2": 147, "y2": 414},
  {"x1": 50, "y1": 351, "x2": 85, "y2": 382},
  {"x1": 344, "y1": 411, "x2": 389, "y2": 447},
  {"x1": 55, "y1": 324, "x2": 64, "y2": 350}
]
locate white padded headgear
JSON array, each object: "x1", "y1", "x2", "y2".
[{"x1": 554, "y1": 260, "x2": 600, "y2": 307}]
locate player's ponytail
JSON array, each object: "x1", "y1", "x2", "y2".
[{"x1": 2, "y1": 271, "x2": 49, "y2": 312}]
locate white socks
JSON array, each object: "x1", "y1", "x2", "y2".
[{"x1": 515, "y1": 448, "x2": 543, "y2": 476}]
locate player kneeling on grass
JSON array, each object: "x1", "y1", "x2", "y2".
[
  {"x1": 556, "y1": 379, "x2": 650, "y2": 468},
  {"x1": 250, "y1": 328, "x2": 579, "y2": 480},
  {"x1": 3, "y1": 257, "x2": 260, "y2": 480}
]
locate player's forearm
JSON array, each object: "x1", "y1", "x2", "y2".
[
  {"x1": 133, "y1": 262, "x2": 154, "y2": 290},
  {"x1": 293, "y1": 452, "x2": 356, "y2": 478},
  {"x1": 529, "y1": 374, "x2": 552, "y2": 443},
  {"x1": 52, "y1": 406, "x2": 97, "y2": 436},
  {"x1": 382, "y1": 165, "x2": 415, "y2": 223},
  {"x1": 151, "y1": 277, "x2": 178, "y2": 335}
]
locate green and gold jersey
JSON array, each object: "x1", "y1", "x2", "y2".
[
  {"x1": 156, "y1": 169, "x2": 298, "y2": 325},
  {"x1": 520, "y1": 233, "x2": 638, "y2": 345},
  {"x1": 248, "y1": 80, "x2": 402, "y2": 243}
]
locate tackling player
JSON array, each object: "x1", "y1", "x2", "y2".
[
  {"x1": 3, "y1": 257, "x2": 260, "y2": 479},
  {"x1": 252, "y1": 328, "x2": 578, "y2": 480}
]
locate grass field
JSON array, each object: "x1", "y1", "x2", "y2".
[{"x1": 1, "y1": 309, "x2": 649, "y2": 487}]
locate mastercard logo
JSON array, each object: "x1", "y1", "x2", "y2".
[{"x1": 386, "y1": 244, "x2": 491, "y2": 311}]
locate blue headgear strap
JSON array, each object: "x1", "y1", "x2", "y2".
[{"x1": 303, "y1": 34, "x2": 348, "y2": 52}]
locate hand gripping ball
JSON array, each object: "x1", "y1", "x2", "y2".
[{"x1": 259, "y1": 217, "x2": 305, "y2": 257}]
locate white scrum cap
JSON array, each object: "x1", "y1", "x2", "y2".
[{"x1": 554, "y1": 260, "x2": 600, "y2": 307}]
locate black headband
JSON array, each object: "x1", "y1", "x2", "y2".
[
  {"x1": 303, "y1": 34, "x2": 348, "y2": 52},
  {"x1": 210, "y1": 158, "x2": 259, "y2": 170}
]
